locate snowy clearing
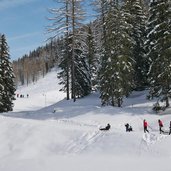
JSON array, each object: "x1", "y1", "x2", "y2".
[{"x1": 0, "y1": 68, "x2": 171, "y2": 171}]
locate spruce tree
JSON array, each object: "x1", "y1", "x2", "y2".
[
  {"x1": 0, "y1": 34, "x2": 16, "y2": 112},
  {"x1": 99, "y1": 5, "x2": 134, "y2": 107},
  {"x1": 74, "y1": 44, "x2": 91, "y2": 98},
  {"x1": 57, "y1": 36, "x2": 71, "y2": 95},
  {"x1": 86, "y1": 24, "x2": 98, "y2": 88},
  {"x1": 123, "y1": 0, "x2": 147, "y2": 89},
  {"x1": 48, "y1": 0, "x2": 70, "y2": 100},
  {"x1": 147, "y1": 0, "x2": 171, "y2": 107},
  {"x1": 48, "y1": 0, "x2": 91, "y2": 101},
  {"x1": 68, "y1": 0, "x2": 92, "y2": 101}
]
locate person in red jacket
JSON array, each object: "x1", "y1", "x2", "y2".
[
  {"x1": 143, "y1": 119, "x2": 149, "y2": 133},
  {"x1": 158, "y1": 119, "x2": 164, "y2": 134}
]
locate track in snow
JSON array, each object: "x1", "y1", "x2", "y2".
[
  {"x1": 138, "y1": 132, "x2": 168, "y2": 156},
  {"x1": 64, "y1": 130, "x2": 106, "y2": 154}
]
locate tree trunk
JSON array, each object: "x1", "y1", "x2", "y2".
[
  {"x1": 66, "y1": 0, "x2": 70, "y2": 100},
  {"x1": 166, "y1": 96, "x2": 169, "y2": 107}
]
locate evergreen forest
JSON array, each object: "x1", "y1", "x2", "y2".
[{"x1": 11, "y1": 0, "x2": 171, "y2": 108}]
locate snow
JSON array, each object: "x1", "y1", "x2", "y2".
[{"x1": 1, "y1": 67, "x2": 171, "y2": 171}]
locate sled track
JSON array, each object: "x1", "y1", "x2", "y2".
[
  {"x1": 138, "y1": 132, "x2": 168, "y2": 156},
  {"x1": 65, "y1": 130, "x2": 106, "y2": 154},
  {"x1": 57, "y1": 119, "x2": 99, "y2": 128}
]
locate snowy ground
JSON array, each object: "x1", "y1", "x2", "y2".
[{"x1": 1, "y1": 68, "x2": 171, "y2": 171}]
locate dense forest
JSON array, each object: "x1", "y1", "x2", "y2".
[
  {"x1": 12, "y1": 0, "x2": 171, "y2": 108},
  {"x1": 12, "y1": 41, "x2": 58, "y2": 86}
]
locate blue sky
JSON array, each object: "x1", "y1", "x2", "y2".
[
  {"x1": 0, "y1": 0, "x2": 94, "y2": 61},
  {"x1": 0, "y1": 0, "x2": 58, "y2": 60}
]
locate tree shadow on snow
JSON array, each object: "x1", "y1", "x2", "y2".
[
  {"x1": 1, "y1": 92, "x2": 102, "y2": 120},
  {"x1": 0, "y1": 91, "x2": 159, "y2": 121}
]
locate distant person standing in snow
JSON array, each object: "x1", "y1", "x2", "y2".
[
  {"x1": 158, "y1": 119, "x2": 164, "y2": 134},
  {"x1": 143, "y1": 119, "x2": 149, "y2": 133},
  {"x1": 125, "y1": 123, "x2": 130, "y2": 132},
  {"x1": 169, "y1": 121, "x2": 171, "y2": 135}
]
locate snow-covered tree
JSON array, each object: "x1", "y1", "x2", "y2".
[
  {"x1": 0, "y1": 34, "x2": 16, "y2": 112},
  {"x1": 86, "y1": 24, "x2": 98, "y2": 88},
  {"x1": 57, "y1": 36, "x2": 71, "y2": 97},
  {"x1": 123, "y1": 0, "x2": 147, "y2": 89},
  {"x1": 74, "y1": 43, "x2": 91, "y2": 98},
  {"x1": 69, "y1": 0, "x2": 91, "y2": 101},
  {"x1": 99, "y1": 5, "x2": 134, "y2": 107},
  {"x1": 48, "y1": 0, "x2": 91, "y2": 101},
  {"x1": 47, "y1": 0, "x2": 71, "y2": 100},
  {"x1": 147, "y1": 0, "x2": 171, "y2": 107}
]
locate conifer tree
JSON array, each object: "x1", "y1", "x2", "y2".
[
  {"x1": 0, "y1": 34, "x2": 16, "y2": 112},
  {"x1": 48, "y1": 0, "x2": 70, "y2": 100},
  {"x1": 70, "y1": 0, "x2": 91, "y2": 101},
  {"x1": 123, "y1": 0, "x2": 147, "y2": 89},
  {"x1": 147, "y1": 0, "x2": 171, "y2": 107},
  {"x1": 57, "y1": 37, "x2": 71, "y2": 96},
  {"x1": 74, "y1": 44, "x2": 91, "y2": 98},
  {"x1": 99, "y1": 5, "x2": 134, "y2": 107},
  {"x1": 86, "y1": 24, "x2": 98, "y2": 88},
  {"x1": 92, "y1": 0, "x2": 109, "y2": 52},
  {"x1": 48, "y1": 0, "x2": 91, "y2": 101}
]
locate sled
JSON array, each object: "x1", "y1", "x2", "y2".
[{"x1": 160, "y1": 130, "x2": 170, "y2": 135}]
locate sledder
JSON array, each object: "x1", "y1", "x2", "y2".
[
  {"x1": 99, "y1": 123, "x2": 111, "y2": 131},
  {"x1": 125, "y1": 123, "x2": 133, "y2": 132}
]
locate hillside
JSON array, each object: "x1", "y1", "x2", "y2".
[{"x1": 0, "y1": 68, "x2": 171, "y2": 171}]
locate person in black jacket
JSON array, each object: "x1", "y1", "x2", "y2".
[
  {"x1": 125, "y1": 123, "x2": 133, "y2": 132},
  {"x1": 99, "y1": 123, "x2": 111, "y2": 131},
  {"x1": 169, "y1": 121, "x2": 171, "y2": 135},
  {"x1": 125, "y1": 123, "x2": 129, "y2": 132}
]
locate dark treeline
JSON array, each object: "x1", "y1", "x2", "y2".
[
  {"x1": 12, "y1": 0, "x2": 171, "y2": 108},
  {"x1": 12, "y1": 40, "x2": 58, "y2": 86}
]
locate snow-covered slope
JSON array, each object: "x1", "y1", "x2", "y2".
[
  {"x1": 13, "y1": 68, "x2": 66, "y2": 112},
  {"x1": 0, "y1": 68, "x2": 171, "y2": 171}
]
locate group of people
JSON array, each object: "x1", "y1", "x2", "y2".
[
  {"x1": 125, "y1": 123, "x2": 133, "y2": 132},
  {"x1": 99, "y1": 119, "x2": 171, "y2": 135},
  {"x1": 16, "y1": 94, "x2": 29, "y2": 98},
  {"x1": 143, "y1": 119, "x2": 171, "y2": 135}
]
